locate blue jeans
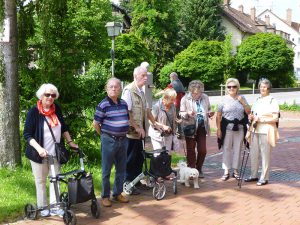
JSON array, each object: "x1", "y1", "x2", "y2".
[{"x1": 101, "y1": 133, "x2": 128, "y2": 198}]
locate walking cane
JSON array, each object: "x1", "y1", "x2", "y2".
[
  {"x1": 238, "y1": 114, "x2": 257, "y2": 189},
  {"x1": 238, "y1": 143, "x2": 250, "y2": 188}
]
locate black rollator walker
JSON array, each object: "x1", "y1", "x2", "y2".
[
  {"x1": 123, "y1": 132, "x2": 178, "y2": 200},
  {"x1": 24, "y1": 148, "x2": 100, "y2": 225}
]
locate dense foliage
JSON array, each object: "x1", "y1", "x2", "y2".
[
  {"x1": 166, "y1": 40, "x2": 225, "y2": 90},
  {"x1": 0, "y1": 0, "x2": 4, "y2": 32},
  {"x1": 110, "y1": 33, "x2": 154, "y2": 81},
  {"x1": 130, "y1": 0, "x2": 180, "y2": 75},
  {"x1": 178, "y1": 0, "x2": 225, "y2": 48},
  {"x1": 17, "y1": 0, "x2": 112, "y2": 160},
  {"x1": 236, "y1": 33, "x2": 296, "y2": 87}
]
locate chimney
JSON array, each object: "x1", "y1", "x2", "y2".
[
  {"x1": 223, "y1": 0, "x2": 230, "y2": 6},
  {"x1": 265, "y1": 15, "x2": 270, "y2": 26},
  {"x1": 238, "y1": 5, "x2": 244, "y2": 13},
  {"x1": 286, "y1": 8, "x2": 292, "y2": 25},
  {"x1": 250, "y1": 7, "x2": 256, "y2": 21}
]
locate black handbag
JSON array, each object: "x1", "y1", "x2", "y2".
[
  {"x1": 68, "y1": 173, "x2": 95, "y2": 204},
  {"x1": 149, "y1": 151, "x2": 172, "y2": 177},
  {"x1": 182, "y1": 124, "x2": 196, "y2": 137},
  {"x1": 44, "y1": 117, "x2": 70, "y2": 164}
]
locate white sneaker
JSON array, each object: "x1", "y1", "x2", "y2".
[
  {"x1": 40, "y1": 209, "x2": 50, "y2": 217},
  {"x1": 50, "y1": 208, "x2": 65, "y2": 217}
]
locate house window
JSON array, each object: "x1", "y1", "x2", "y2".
[
  {"x1": 298, "y1": 52, "x2": 300, "y2": 60},
  {"x1": 298, "y1": 37, "x2": 300, "y2": 44}
]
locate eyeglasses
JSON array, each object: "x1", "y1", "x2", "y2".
[
  {"x1": 227, "y1": 85, "x2": 237, "y2": 89},
  {"x1": 44, "y1": 93, "x2": 57, "y2": 98}
]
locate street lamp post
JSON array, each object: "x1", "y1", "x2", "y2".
[{"x1": 105, "y1": 22, "x2": 122, "y2": 77}]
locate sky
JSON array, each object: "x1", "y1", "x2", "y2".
[{"x1": 230, "y1": 0, "x2": 300, "y2": 23}]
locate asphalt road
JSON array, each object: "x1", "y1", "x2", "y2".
[{"x1": 208, "y1": 91, "x2": 300, "y2": 106}]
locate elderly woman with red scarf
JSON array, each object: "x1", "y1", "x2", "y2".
[{"x1": 24, "y1": 83, "x2": 78, "y2": 217}]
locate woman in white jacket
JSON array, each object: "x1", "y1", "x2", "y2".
[{"x1": 244, "y1": 78, "x2": 280, "y2": 186}]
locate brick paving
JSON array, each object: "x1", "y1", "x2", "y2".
[{"x1": 10, "y1": 111, "x2": 300, "y2": 225}]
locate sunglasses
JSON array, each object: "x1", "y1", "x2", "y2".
[
  {"x1": 44, "y1": 93, "x2": 57, "y2": 98},
  {"x1": 227, "y1": 85, "x2": 237, "y2": 89}
]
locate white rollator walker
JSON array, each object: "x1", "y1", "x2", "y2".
[{"x1": 123, "y1": 133, "x2": 177, "y2": 200}]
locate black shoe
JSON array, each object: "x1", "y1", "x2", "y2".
[
  {"x1": 244, "y1": 177, "x2": 259, "y2": 182},
  {"x1": 257, "y1": 180, "x2": 268, "y2": 186}
]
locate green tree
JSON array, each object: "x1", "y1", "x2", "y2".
[
  {"x1": 178, "y1": 0, "x2": 225, "y2": 48},
  {"x1": 110, "y1": 33, "x2": 154, "y2": 81},
  {"x1": 236, "y1": 33, "x2": 296, "y2": 87},
  {"x1": 17, "y1": 0, "x2": 113, "y2": 159},
  {"x1": 170, "y1": 40, "x2": 224, "y2": 90},
  {"x1": 130, "y1": 0, "x2": 180, "y2": 74}
]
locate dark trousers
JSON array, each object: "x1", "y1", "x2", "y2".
[
  {"x1": 101, "y1": 134, "x2": 128, "y2": 198},
  {"x1": 185, "y1": 126, "x2": 207, "y2": 172},
  {"x1": 125, "y1": 138, "x2": 144, "y2": 182}
]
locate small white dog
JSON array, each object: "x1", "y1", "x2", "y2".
[{"x1": 177, "y1": 161, "x2": 200, "y2": 189}]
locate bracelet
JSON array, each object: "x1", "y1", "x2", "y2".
[{"x1": 67, "y1": 140, "x2": 73, "y2": 144}]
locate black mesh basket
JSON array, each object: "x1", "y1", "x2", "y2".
[
  {"x1": 149, "y1": 152, "x2": 172, "y2": 177},
  {"x1": 68, "y1": 173, "x2": 95, "y2": 204}
]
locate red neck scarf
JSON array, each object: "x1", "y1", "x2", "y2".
[{"x1": 37, "y1": 100, "x2": 59, "y2": 127}]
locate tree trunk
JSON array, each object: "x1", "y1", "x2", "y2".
[{"x1": 0, "y1": 0, "x2": 21, "y2": 167}]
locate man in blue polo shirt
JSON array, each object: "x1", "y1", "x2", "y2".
[{"x1": 93, "y1": 77, "x2": 130, "y2": 207}]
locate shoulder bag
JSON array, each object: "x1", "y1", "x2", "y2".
[{"x1": 44, "y1": 117, "x2": 70, "y2": 164}]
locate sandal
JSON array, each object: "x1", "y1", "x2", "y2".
[
  {"x1": 232, "y1": 173, "x2": 240, "y2": 180},
  {"x1": 221, "y1": 174, "x2": 230, "y2": 181}
]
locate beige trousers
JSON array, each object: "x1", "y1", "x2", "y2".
[
  {"x1": 250, "y1": 133, "x2": 272, "y2": 181},
  {"x1": 30, "y1": 158, "x2": 60, "y2": 208},
  {"x1": 222, "y1": 129, "x2": 244, "y2": 171}
]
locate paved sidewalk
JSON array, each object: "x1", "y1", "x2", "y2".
[{"x1": 11, "y1": 112, "x2": 300, "y2": 225}]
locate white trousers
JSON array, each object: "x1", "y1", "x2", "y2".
[
  {"x1": 30, "y1": 158, "x2": 60, "y2": 208},
  {"x1": 250, "y1": 133, "x2": 272, "y2": 181},
  {"x1": 151, "y1": 134, "x2": 180, "y2": 152},
  {"x1": 222, "y1": 129, "x2": 244, "y2": 171}
]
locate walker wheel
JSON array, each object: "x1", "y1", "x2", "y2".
[
  {"x1": 24, "y1": 203, "x2": 37, "y2": 220},
  {"x1": 173, "y1": 178, "x2": 178, "y2": 195},
  {"x1": 123, "y1": 181, "x2": 132, "y2": 195},
  {"x1": 63, "y1": 209, "x2": 77, "y2": 225},
  {"x1": 153, "y1": 182, "x2": 166, "y2": 200},
  {"x1": 91, "y1": 199, "x2": 100, "y2": 218},
  {"x1": 60, "y1": 192, "x2": 70, "y2": 208}
]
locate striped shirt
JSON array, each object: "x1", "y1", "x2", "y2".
[{"x1": 94, "y1": 96, "x2": 129, "y2": 136}]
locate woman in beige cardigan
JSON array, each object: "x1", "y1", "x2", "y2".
[
  {"x1": 244, "y1": 78, "x2": 279, "y2": 186},
  {"x1": 180, "y1": 80, "x2": 214, "y2": 178}
]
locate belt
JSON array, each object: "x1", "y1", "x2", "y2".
[{"x1": 102, "y1": 132, "x2": 126, "y2": 141}]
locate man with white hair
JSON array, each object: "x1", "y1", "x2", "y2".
[
  {"x1": 122, "y1": 66, "x2": 160, "y2": 195},
  {"x1": 140, "y1": 61, "x2": 153, "y2": 109}
]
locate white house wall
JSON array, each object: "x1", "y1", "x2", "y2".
[{"x1": 222, "y1": 16, "x2": 247, "y2": 53}]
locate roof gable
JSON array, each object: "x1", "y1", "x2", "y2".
[
  {"x1": 258, "y1": 9, "x2": 300, "y2": 33},
  {"x1": 222, "y1": 5, "x2": 263, "y2": 34}
]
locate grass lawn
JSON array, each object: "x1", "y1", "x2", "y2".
[{"x1": 0, "y1": 152, "x2": 185, "y2": 223}]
